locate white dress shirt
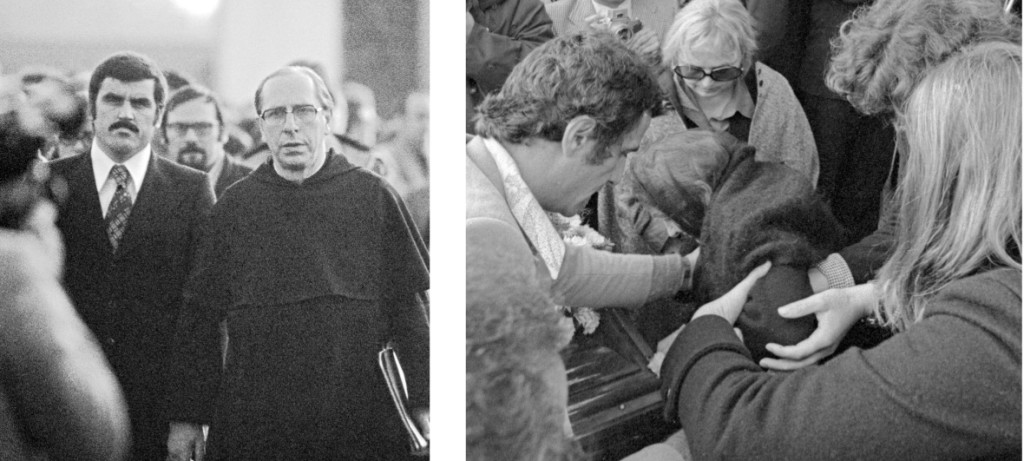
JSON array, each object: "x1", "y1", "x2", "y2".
[{"x1": 90, "y1": 143, "x2": 151, "y2": 217}]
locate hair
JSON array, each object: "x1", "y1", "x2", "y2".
[
  {"x1": 253, "y1": 66, "x2": 335, "y2": 115},
  {"x1": 160, "y1": 85, "x2": 225, "y2": 140},
  {"x1": 662, "y1": 0, "x2": 758, "y2": 71},
  {"x1": 826, "y1": 0, "x2": 1021, "y2": 116},
  {"x1": 474, "y1": 32, "x2": 661, "y2": 164},
  {"x1": 162, "y1": 69, "x2": 194, "y2": 92},
  {"x1": 875, "y1": 42, "x2": 1022, "y2": 331},
  {"x1": 466, "y1": 232, "x2": 583, "y2": 461},
  {"x1": 88, "y1": 51, "x2": 168, "y2": 118}
]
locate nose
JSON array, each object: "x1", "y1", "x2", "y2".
[
  {"x1": 183, "y1": 127, "x2": 200, "y2": 142},
  {"x1": 116, "y1": 101, "x2": 135, "y2": 119},
  {"x1": 281, "y1": 112, "x2": 300, "y2": 131}
]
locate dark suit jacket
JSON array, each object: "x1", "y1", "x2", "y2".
[
  {"x1": 49, "y1": 151, "x2": 214, "y2": 460},
  {"x1": 214, "y1": 154, "x2": 253, "y2": 198}
]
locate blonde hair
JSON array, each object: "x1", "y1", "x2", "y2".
[
  {"x1": 876, "y1": 42, "x2": 1022, "y2": 331},
  {"x1": 662, "y1": 0, "x2": 758, "y2": 71}
]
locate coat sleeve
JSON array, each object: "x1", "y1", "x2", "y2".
[
  {"x1": 380, "y1": 182, "x2": 430, "y2": 410},
  {"x1": 838, "y1": 193, "x2": 898, "y2": 284},
  {"x1": 467, "y1": 0, "x2": 555, "y2": 95},
  {"x1": 659, "y1": 270, "x2": 1022, "y2": 461},
  {"x1": 167, "y1": 201, "x2": 227, "y2": 425}
]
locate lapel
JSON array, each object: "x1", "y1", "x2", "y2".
[
  {"x1": 115, "y1": 155, "x2": 184, "y2": 257},
  {"x1": 63, "y1": 154, "x2": 113, "y2": 252}
]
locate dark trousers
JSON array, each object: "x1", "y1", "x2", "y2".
[{"x1": 801, "y1": 92, "x2": 895, "y2": 245}]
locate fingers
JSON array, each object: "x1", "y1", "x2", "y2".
[
  {"x1": 765, "y1": 327, "x2": 833, "y2": 360},
  {"x1": 758, "y1": 349, "x2": 828, "y2": 371},
  {"x1": 777, "y1": 291, "x2": 828, "y2": 319},
  {"x1": 733, "y1": 261, "x2": 771, "y2": 294}
]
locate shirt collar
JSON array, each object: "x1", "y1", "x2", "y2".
[
  {"x1": 90, "y1": 142, "x2": 151, "y2": 192},
  {"x1": 206, "y1": 154, "x2": 225, "y2": 190}
]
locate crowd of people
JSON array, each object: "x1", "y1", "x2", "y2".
[
  {"x1": 466, "y1": 0, "x2": 1021, "y2": 460},
  {"x1": 0, "y1": 51, "x2": 430, "y2": 460}
]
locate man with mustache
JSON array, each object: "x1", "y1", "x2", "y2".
[
  {"x1": 163, "y1": 85, "x2": 252, "y2": 197},
  {"x1": 48, "y1": 51, "x2": 215, "y2": 460}
]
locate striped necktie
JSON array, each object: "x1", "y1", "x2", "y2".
[{"x1": 105, "y1": 165, "x2": 133, "y2": 251}]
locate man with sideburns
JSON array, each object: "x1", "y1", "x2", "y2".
[
  {"x1": 49, "y1": 51, "x2": 214, "y2": 460},
  {"x1": 163, "y1": 85, "x2": 252, "y2": 197}
]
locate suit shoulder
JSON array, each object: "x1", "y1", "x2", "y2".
[
  {"x1": 155, "y1": 156, "x2": 208, "y2": 185},
  {"x1": 47, "y1": 153, "x2": 87, "y2": 174}
]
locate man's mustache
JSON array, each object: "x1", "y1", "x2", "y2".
[
  {"x1": 109, "y1": 120, "x2": 139, "y2": 133},
  {"x1": 178, "y1": 144, "x2": 207, "y2": 156}
]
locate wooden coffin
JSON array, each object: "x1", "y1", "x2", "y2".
[{"x1": 565, "y1": 308, "x2": 679, "y2": 461}]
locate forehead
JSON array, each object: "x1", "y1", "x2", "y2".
[
  {"x1": 166, "y1": 98, "x2": 218, "y2": 122},
  {"x1": 260, "y1": 73, "x2": 318, "y2": 108},
  {"x1": 97, "y1": 77, "x2": 156, "y2": 99},
  {"x1": 677, "y1": 37, "x2": 742, "y2": 68}
]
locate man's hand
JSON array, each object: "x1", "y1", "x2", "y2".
[
  {"x1": 759, "y1": 283, "x2": 878, "y2": 371},
  {"x1": 582, "y1": 14, "x2": 606, "y2": 32},
  {"x1": 626, "y1": 29, "x2": 661, "y2": 64},
  {"x1": 690, "y1": 261, "x2": 771, "y2": 324},
  {"x1": 412, "y1": 408, "x2": 430, "y2": 441},
  {"x1": 466, "y1": 11, "x2": 476, "y2": 39},
  {"x1": 167, "y1": 422, "x2": 207, "y2": 461}
]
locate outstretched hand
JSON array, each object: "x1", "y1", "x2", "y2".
[
  {"x1": 691, "y1": 261, "x2": 772, "y2": 325},
  {"x1": 759, "y1": 283, "x2": 878, "y2": 371}
]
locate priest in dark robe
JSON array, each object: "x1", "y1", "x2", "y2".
[{"x1": 166, "y1": 66, "x2": 429, "y2": 461}]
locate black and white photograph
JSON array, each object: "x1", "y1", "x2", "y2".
[
  {"x1": 465, "y1": 0, "x2": 1022, "y2": 460},
  {"x1": 1, "y1": 1, "x2": 429, "y2": 460},
  {"x1": 0, "y1": 0, "x2": 1022, "y2": 460}
]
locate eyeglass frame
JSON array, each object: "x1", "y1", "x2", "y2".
[
  {"x1": 164, "y1": 122, "x2": 217, "y2": 138},
  {"x1": 259, "y1": 104, "x2": 325, "y2": 126},
  {"x1": 673, "y1": 64, "x2": 745, "y2": 82}
]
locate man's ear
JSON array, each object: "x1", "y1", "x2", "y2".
[
  {"x1": 217, "y1": 124, "x2": 229, "y2": 144},
  {"x1": 561, "y1": 115, "x2": 598, "y2": 159}
]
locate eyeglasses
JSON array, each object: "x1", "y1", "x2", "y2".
[
  {"x1": 166, "y1": 122, "x2": 215, "y2": 138},
  {"x1": 260, "y1": 105, "x2": 323, "y2": 126},
  {"x1": 673, "y1": 65, "x2": 744, "y2": 82}
]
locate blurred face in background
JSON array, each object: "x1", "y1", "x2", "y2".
[
  {"x1": 165, "y1": 98, "x2": 225, "y2": 172},
  {"x1": 403, "y1": 92, "x2": 429, "y2": 146}
]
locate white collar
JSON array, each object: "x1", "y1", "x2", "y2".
[
  {"x1": 90, "y1": 142, "x2": 151, "y2": 193},
  {"x1": 206, "y1": 154, "x2": 225, "y2": 190}
]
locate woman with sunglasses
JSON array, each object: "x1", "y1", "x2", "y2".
[
  {"x1": 657, "y1": 38, "x2": 1022, "y2": 461},
  {"x1": 657, "y1": 0, "x2": 818, "y2": 185}
]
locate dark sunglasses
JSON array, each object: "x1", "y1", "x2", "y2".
[{"x1": 673, "y1": 65, "x2": 744, "y2": 82}]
